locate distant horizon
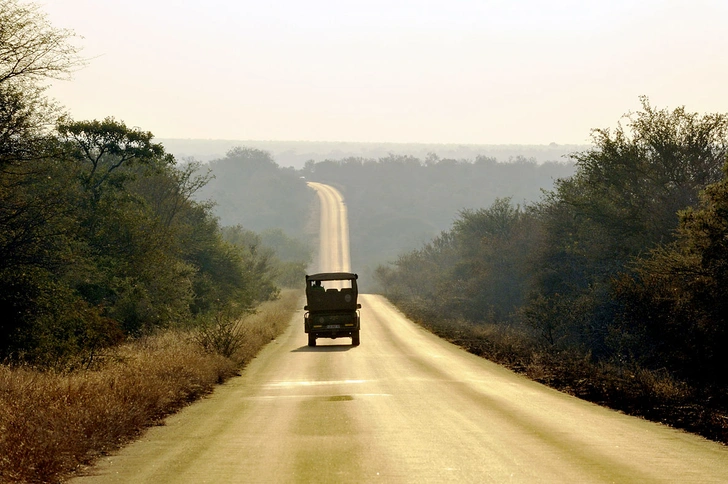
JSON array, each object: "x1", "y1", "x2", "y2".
[
  {"x1": 157, "y1": 137, "x2": 591, "y2": 147},
  {"x1": 158, "y1": 138, "x2": 587, "y2": 168}
]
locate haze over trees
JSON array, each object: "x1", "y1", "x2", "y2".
[
  {"x1": 194, "y1": 147, "x2": 314, "y2": 235},
  {"x1": 301, "y1": 154, "x2": 575, "y2": 287},
  {"x1": 198, "y1": 145, "x2": 576, "y2": 289}
]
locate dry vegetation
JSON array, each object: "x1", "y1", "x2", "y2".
[
  {"x1": 0, "y1": 290, "x2": 300, "y2": 484},
  {"x1": 412, "y1": 316, "x2": 728, "y2": 445}
]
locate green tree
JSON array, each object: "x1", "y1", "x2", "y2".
[
  {"x1": 375, "y1": 230, "x2": 459, "y2": 322},
  {"x1": 257, "y1": 228, "x2": 312, "y2": 288},
  {"x1": 220, "y1": 225, "x2": 279, "y2": 303},
  {"x1": 57, "y1": 117, "x2": 173, "y2": 199},
  {"x1": 526, "y1": 98, "x2": 728, "y2": 353},
  {"x1": 0, "y1": 0, "x2": 86, "y2": 360},
  {"x1": 451, "y1": 199, "x2": 537, "y2": 322},
  {"x1": 614, "y1": 162, "x2": 728, "y2": 382},
  {"x1": 131, "y1": 160, "x2": 213, "y2": 229},
  {"x1": 197, "y1": 147, "x2": 313, "y2": 235},
  {"x1": 376, "y1": 198, "x2": 538, "y2": 325}
]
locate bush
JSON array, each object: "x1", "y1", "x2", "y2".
[{"x1": 193, "y1": 310, "x2": 250, "y2": 359}]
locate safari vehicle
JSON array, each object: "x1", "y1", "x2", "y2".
[{"x1": 304, "y1": 272, "x2": 361, "y2": 347}]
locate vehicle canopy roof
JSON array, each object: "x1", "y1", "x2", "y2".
[{"x1": 306, "y1": 272, "x2": 358, "y2": 282}]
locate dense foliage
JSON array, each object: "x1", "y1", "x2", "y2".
[
  {"x1": 0, "y1": 1, "x2": 281, "y2": 365},
  {"x1": 614, "y1": 164, "x2": 728, "y2": 384},
  {"x1": 377, "y1": 98, "x2": 728, "y2": 388}
]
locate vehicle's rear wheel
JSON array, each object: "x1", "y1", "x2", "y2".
[
  {"x1": 308, "y1": 334, "x2": 317, "y2": 347},
  {"x1": 351, "y1": 330, "x2": 360, "y2": 346}
]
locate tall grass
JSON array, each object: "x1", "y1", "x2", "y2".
[{"x1": 0, "y1": 290, "x2": 300, "y2": 484}]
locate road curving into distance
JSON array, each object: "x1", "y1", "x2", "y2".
[
  {"x1": 307, "y1": 181, "x2": 350, "y2": 273},
  {"x1": 71, "y1": 183, "x2": 728, "y2": 483}
]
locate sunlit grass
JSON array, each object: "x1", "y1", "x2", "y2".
[{"x1": 0, "y1": 290, "x2": 300, "y2": 484}]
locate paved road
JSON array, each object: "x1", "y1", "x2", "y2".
[
  {"x1": 307, "y1": 182, "x2": 350, "y2": 273},
  {"x1": 71, "y1": 183, "x2": 728, "y2": 483}
]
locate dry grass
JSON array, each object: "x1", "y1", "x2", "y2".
[
  {"x1": 0, "y1": 290, "x2": 301, "y2": 484},
  {"x1": 231, "y1": 290, "x2": 300, "y2": 363}
]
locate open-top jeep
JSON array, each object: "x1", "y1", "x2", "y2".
[{"x1": 304, "y1": 272, "x2": 361, "y2": 347}]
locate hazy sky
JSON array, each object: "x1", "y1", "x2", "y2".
[{"x1": 41, "y1": 1, "x2": 728, "y2": 145}]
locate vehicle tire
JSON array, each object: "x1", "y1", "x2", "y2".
[
  {"x1": 351, "y1": 330, "x2": 360, "y2": 346},
  {"x1": 308, "y1": 334, "x2": 316, "y2": 347}
]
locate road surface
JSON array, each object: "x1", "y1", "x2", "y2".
[
  {"x1": 71, "y1": 183, "x2": 728, "y2": 483},
  {"x1": 307, "y1": 182, "x2": 351, "y2": 273}
]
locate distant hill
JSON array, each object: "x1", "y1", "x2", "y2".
[{"x1": 159, "y1": 139, "x2": 589, "y2": 169}]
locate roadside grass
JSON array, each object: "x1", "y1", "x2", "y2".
[
  {"x1": 406, "y1": 311, "x2": 728, "y2": 445},
  {"x1": 0, "y1": 290, "x2": 301, "y2": 484}
]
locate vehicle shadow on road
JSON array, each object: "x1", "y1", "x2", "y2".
[{"x1": 291, "y1": 344, "x2": 355, "y2": 353}]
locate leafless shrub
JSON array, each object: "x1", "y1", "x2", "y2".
[{"x1": 194, "y1": 310, "x2": 250, "y2": 359}]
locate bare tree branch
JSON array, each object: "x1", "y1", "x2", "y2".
[{"x1": 0, "y1": 0, "x2": 85, "y2": 86}]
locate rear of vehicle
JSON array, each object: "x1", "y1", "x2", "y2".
[{"x1": 304, "y1": 272, "x2": 361, "y2": 346}]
